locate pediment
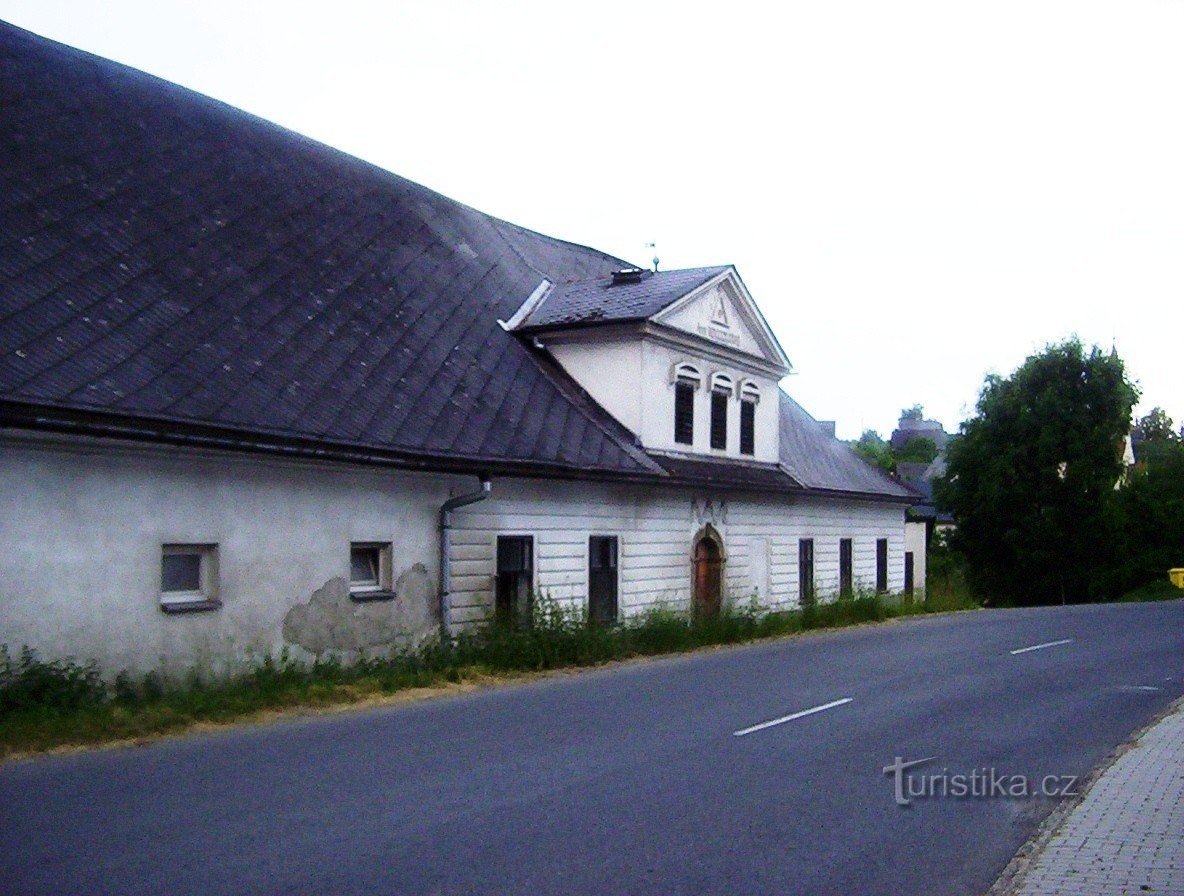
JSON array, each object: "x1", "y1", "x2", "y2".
[{"x1": 652, "y1": 270, "x2": 791, "y2": 372}]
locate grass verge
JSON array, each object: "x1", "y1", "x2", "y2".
[{"x1": 2, "y1": 590, "x2": 977, "y2": 760}]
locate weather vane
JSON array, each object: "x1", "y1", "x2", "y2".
[{"x1": 645, "y1": 241, "x2": 659, "y2": 272}]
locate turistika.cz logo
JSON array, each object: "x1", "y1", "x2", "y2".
[{"x1": 882, "y1": 756, "x2": 1080, "y2": 806}]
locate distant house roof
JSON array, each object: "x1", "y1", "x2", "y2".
[
  {"x1": 889, "y1": 418, "x2": 949, "y2": 453},
  {"x1": 516, "y1": 267, "x2": 730, "y2": 331},
  {"x1": 0, "y1": 22, "x2": 912, "y2": 503}
]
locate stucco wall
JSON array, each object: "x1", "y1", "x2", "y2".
[
  {"x1": 0, "y1": 432, "x2": 461, "y2": 676},
  {"x1": 904, "y1": 521, "x2": 929, "y2": 595}
]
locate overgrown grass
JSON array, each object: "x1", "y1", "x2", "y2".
[
  {"x1": 1116, "y1": 578, "x2": 1184, "y2": 603},
  {"x1": 1, "y1": 589, "x2": 977, "y2": 759}
]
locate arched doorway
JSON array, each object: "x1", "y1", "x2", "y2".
[{"x1": 692, "y1": 526, "x2": 724, "y2": 619}]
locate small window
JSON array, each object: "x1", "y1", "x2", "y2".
[
  {"x1": 496, "y1": 536, "x2": 534, "y2": 627},
  {"x1": 350, "y1": 542, "x2": 393, "y2": 601},
  {"x1": 904, "y1": 551, "x2": 915, "y2": 596},
  {"x1": 710, "y1": 390, "x2": 728, "y2": 450},
  {"x1": 674, "y1": 381, "x2": 695, "y2": 445},
  {"x1": 672, "y1": 364, "x2": 701, "y2": 446},
  {"x1": 839, "y1": 538, "x2": 854, "y2": 597},
  {"x1": 798, "y1": 538, "x2": 815, "y2": 606},
  {"x1": 160, "y1": 544, "x2": 219, "y2": 612},
  {"x1": 740, "y1": 401, "x2": 755, "y2": 455},
  {"x1": 876, "y1": 539, "x2": 888, "y2": 592},
  {"x1": 588, "y1": 536, "x2": 619, "y2": 626}
]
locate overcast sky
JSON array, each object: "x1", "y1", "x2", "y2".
[{"x1": 4, "y1": 1, "x2": 1182, "y2": 439}]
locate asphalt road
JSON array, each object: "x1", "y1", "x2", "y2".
[{"x1": 3, "y1": 601, "x2": 1182, "y2": 896}]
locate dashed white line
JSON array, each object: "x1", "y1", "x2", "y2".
[
  {"x1": 732, "y1": 697, "x2": 853, "y2": 737},
  {"x1": 1009, "y1": 638, "x2": 1073, "y2": 655}
]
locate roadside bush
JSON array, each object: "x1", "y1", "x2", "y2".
[{"x1": 0, "y1": 646, "x2": 107, "y2": 714}]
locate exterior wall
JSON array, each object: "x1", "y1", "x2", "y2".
[
  {"x1": 448, "y1": 479, "x2": 907, "y2": 619},
  {"x1": 638, "y1": 340, "x2": 780, "y2": 462},
  {"x1": 546, "y1": 339, "x2": 643, "y2": 434},
  {"x1": 0, "y1": 431, "x2": 467, "y2": 676},
  {"x1": 1, "y1": 431, "x2": 908, "y2": 676},
  {"x1": 905, "y1": 521, "x2": 929, "y2": 594}
]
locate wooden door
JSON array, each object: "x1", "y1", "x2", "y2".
[{"x1": 693, "y1": 536, "x2": 722, "y2": 618}]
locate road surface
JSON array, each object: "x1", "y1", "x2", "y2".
[{"x1": 3, "y1": 601, "x2": 1182, "y2": 895}]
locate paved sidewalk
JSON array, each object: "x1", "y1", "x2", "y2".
[{"x1": 1003, "y1": 698, "x2": 1184, "y2": 896}]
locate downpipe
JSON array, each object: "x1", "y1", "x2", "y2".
[{"x1": 439, "y1": 477, "x2": 492, "y2": 636}]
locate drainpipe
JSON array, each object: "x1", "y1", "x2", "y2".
[{"x1": 439, "y1": 476, "x2": 492, "y2": 636}]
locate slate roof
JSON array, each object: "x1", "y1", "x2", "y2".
[
  {"x1": 778, "y1": 392, "x2": 917, "y2": 500},
  {"x1": 0, "y1": 22, "x2": 913, "y2": 502},
  {"x1": 517, "y1": 266, "x2": 730, "y2": 330},
  {"x1": 0, "y1": 21, "x2": 659, "y2": 476}
]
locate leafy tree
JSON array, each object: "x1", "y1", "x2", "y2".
[
  {"x1": 1137, "y1": 407, "x2": 1176, "y2": 442},
  {"x1": 900, "y1": 404, "x2": 925, "y2": 422},
  {"x1": 852, "y1": 429, "x2": 895, "y2": 473},
  {"x1": 897, "y1": 435, "x2": 939, "y2": 465},
  {"x1": 935, "y1": 339, "x2": 1138, "y2": 605}
]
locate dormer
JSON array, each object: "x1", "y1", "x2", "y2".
[{"x1": 507, "y1": 266, "x2": 791, "y2": 463}]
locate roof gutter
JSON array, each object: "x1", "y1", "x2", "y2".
[{"x1": 0, "y1": 399, "x2": 663, "y2": 485}]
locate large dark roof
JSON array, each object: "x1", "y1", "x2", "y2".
[
  {"x1": 517, "y1": 266, "x2": 729, "y2": 330},
  {"x1": 0, "y1": 23, "x2": 912, "y2": 502},
  {"x1": 0, "y1": 21, "x2": 657, "y2": 476}
]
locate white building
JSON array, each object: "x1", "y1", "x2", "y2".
[{"x1": 0, "y1": 22, "x2": 918, "y2": 676}]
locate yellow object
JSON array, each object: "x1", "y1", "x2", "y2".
[{"x1": 1170, "y1": 569, "x2": 1184, "y2": 589}]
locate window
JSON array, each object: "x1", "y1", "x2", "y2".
[
  {"x1": 588, "y1": 536, "x2": 619, "y2": 626},
  {"x1": 904, "y1": 552, "x2": 915, "y2": 596},
  {"x1": 876, "y1": 539, "x2": 888, "y2": 592},
  {"x1": 350, "y1": 542, "x2": 394, "y2": 601},
  {"x1": 839, "y1": 538, "x2": 853, "y2": 597},
  {"x1": 674, "y1": 381, "x2": 695, "y2": 445},
  {"x1": 798, "y1": 538, "x2": 814, "y2": 605},
  {"x1": 496, "y1": 536, "x2": 534, "y2": 627},
  {"x1": 160, "y1": 544, "x2": 219, "y2": 612},
  {"x1": 671, "y1": 363, "x2": 701, "y2": 446},
  {"x1": 740, "y1": 401, "x2": 755, "y2": 455},
  {"x1": 710, "y1": 390, "x2": 728, "y2": 450},
  {"x1": 739, "y1": 381, "x2": 759, "y2": 456}
]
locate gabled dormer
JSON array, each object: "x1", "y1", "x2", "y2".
[{"x1": 508, "y1": 266, "x2": 791, "y2": 464}]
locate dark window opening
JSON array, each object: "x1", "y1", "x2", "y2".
[
  {"x1": 740, "y1": 401, "x2": 755, "y2": 455},
  {"x1": 496, "y1": 536, "x2": 534, "y2": 627},
  {"x1": 798, "y1": 538, "x2": 815, "y2": 606},
  {"x1": 588, "y1": 536, "x2": 619, "y2": 626},
  {"x1": 876, "y1": 538, "x2": 888, "y2": 592},
  {"x1": 839, "y1": 538, "x2": 853, "y2": 597},
  {"x1": 904, "y1": 552, "x2": 915, "y2": 596},
  {"x1": 162, "y1": 553, "x2": 201, "y2": 593},
  {"x1": 674, "y1": 382, "x2": 695, "y2": 445},
  {"x1": 710, "y1": 391, "x2": 728, "y2": 450},
  {"x1": 350, "y1": 546, "x2": 380, "y2": 590}
]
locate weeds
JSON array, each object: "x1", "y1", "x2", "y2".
[{"x1": 1, "y1": 589, "x2": 977, "y2": 758}]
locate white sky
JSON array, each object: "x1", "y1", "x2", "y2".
[{"x1": 4, "y1": 1, "x2": 1182, "y2": 439}]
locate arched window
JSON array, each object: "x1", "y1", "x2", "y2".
[
  {"x1": 739, "y1": 380, "x2": 759, "y2": 455},
  {"x1": 709, "y1": 373, "x2": 733, "y2": 450},
  {"x1": 671, "y1": 363, "x2": 702, "y2": 446}
]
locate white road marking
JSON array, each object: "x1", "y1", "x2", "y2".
[
  {"x1": 732, "y1": 697, "x2": 853, "y2": 737},
  {"x1": 1114, "y1": 685, "x2": 1161, "y2": 692},
  {"x1": 1009, "y1": 638, "x2": 1073, "y2": 655}
]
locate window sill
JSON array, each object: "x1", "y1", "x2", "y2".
[
  {"x1": 349, "y1": 589, "x2": 397, "y2": 603},
  {"x1": 160, "y1": 598, "x2": 222, "y2": 614}
]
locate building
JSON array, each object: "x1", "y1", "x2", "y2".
[{"x1": 0, "y1": 22, "x2": 916, "y2": 676}]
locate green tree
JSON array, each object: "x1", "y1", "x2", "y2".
[
  {"x1": 1137, "y1": 407, "x2": 1176, "y2": 442},
  {"x1": 901, "y1": 404, "x2": 925, "y2": 422},
  {"x1": 935, "y1": 339, "x2": 1138, "y2": 605},
  {"x1": 852, "y1": 429, "x2": 895, "y2": 473},
  {"x1": 897, "y1": 435, "x2": 939, "y2": 465}
]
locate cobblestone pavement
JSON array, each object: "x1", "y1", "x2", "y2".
[{"x1": 1006, "y1": 699, "x2": 1184, "y2": 896}]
